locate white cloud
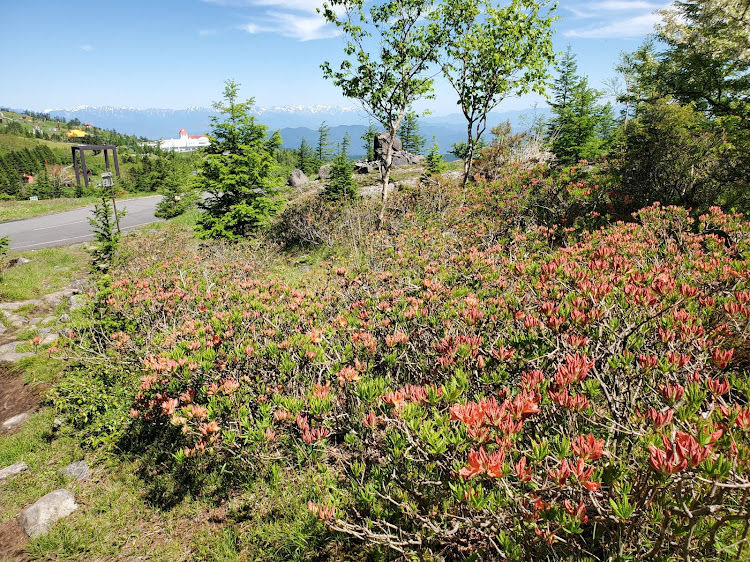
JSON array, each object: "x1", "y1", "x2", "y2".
[
  {"x1": 203, "y1": 0, "x2": 333, "y2": 41},
  {"x1": 198, "y1": 28, "x2": 217, "y2": 36},
  {"x1": 564, "y1": 12, "x2": 664, "y2": 38},
  {"x1": 80, "y1": 44, "x2": 94, "y2": 52},
  {"x1": 238, "y1": 12, "x2": 335, "y2": 41}
]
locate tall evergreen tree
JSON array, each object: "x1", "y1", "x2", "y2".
[
  {"x1": 297, "y1": 137, "x2": 317, "y2": 176},
  {"x1": 196, "y1": 80, "x2": 284, "y2": 240},
  {"x1": 398, "y1": 112, "x2": 426, "y2": 154},
  {"x1": 316, "y1": 121, "x2": 334, "y2": 164},
  {"x1": 546, "y1": 47, "x2": 615, "y2": 164},
  {"x1": 341, "y1": 131, "x2": 351, "y2": 156}
]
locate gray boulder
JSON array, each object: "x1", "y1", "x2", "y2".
[
  {"x1": 390, "y1": 151, "x2": 425, "y2": 167},
  {"x1": 318, "y1": 164, "x2": 332, "y2": 180},
  {"x1": 0, "y1": 461, "x2": 29, "y2": 481},
  {"x1": 60, "y1": 460, "x2": 90, "y2": 481},
  {"x1": 17, "y1": 489, "x2": 78, "y2": 538},
  {"x1": 374, "y1": 133, "x2": 402, "y2": 162},
  {"x1": 288, "y1": 169, "x2": 309, "y2": 188}
]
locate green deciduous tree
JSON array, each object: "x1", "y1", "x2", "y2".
[
  {"x1": 321, "y1": 0, "x2": 442, "y2": 224},
  {"x1": 437, "y1": 0, "x2": 557, "y2": 187},
  {"x1": 196, "y1": 80, "x2": 284, "y2": 240}
]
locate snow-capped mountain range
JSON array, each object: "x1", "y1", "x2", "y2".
[
  {"x1": 41, "y1": 105, "x2": 367, "y2": 138},
  {"x1": 34, "y1": 105, "x2": 546, "y2": 155}
]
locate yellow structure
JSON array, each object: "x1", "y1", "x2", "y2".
[{"x1": 65, "y1": 129, "x2": 87, "y2": 138}]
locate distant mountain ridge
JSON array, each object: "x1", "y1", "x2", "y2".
[{"x1": 31, "y1": 105, "x2": 548, "y2": 154}]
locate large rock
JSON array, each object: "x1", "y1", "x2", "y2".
[
  {"x1": 0, "y1": 462, "x2": 29, "y2": 482},
  {"x1": 391, "y1": 151, "x2": 424, "y2": 167},
  {"x1": 374, "y1": 133, "x2": 402, "y2": 162},
  {"x1": 288, "y1": 169, "x2": 309, "y2": 188},
  {"x1": 17, "y1": 489, "x2": 78, "y2": 538},
  {"x1": 318, "y1": 164, "x2": 332, "y2": 180},
  {"x1": 60, "y1": 460, "x2": 90, "y2": 481}
]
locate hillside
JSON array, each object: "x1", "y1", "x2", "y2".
[{"x1": 1, "y1": 159, "x2": 748, "y2": 560}]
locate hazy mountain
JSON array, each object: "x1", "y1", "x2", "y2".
[{"x1": 37, "y1": 105, "x2": 548, "y2": 155}]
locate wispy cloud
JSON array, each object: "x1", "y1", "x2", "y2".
[
  {"x1": 565, "y1": 13, "x2": 664, "y2": 38},
  {"x1": 239, "y1": 11, "x2": 336, "y2": 41},
  {"x1": 80, "y1": 44, "x2": 94, "y2": 52},
  {"x1": 563, "y1": 1, "x2": 668, "y2": 39},
  {"x1": 202, "y1": 0, "x2": 332, "y2": 41},
  {"x1": 198, "y1": 28, "x2": 217, "y2": 36}
]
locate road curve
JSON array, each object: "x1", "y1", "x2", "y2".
[{"x1": 1, "y1": 195, "x2": 163, "y2": 252}]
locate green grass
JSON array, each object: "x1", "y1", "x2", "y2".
[
  {"x1": 0, "y1": 245, "x2": 88, "y2": 301},
  {"x1": 0, "y1": 192, "x2": 157, "y2": 222}
]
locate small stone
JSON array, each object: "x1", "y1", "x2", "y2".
[
  {"x1": 39, "y1": 333, "x2": 58, "y2": 345},
  {"x1": 53, "y1": 418, "x2": 63, "y2": 429},
  {"x1": 16, "y1": 257, "x2": 31, "y2": 265},
  {"x1": 0, "y1": 341, "x2": 19, "y2": 353},
  {"x1": 58, "y1": 313, "x2": 71, "y2": 323},
  {"x1": 2, "y1": 413, "x2": 31, "y2": 429},
  {"x1": 5, "y1": 314, "x2": 27, "y2": 327},
  {"x1": 0, "y1": 462, "x2": 29, "y2": 481},
  {"x1": 17, "y1": 489, "x2": 78, "y2": 538},
  {"x1": 41, "y1": 316, "x2": 57, "y2": 325},
  {"x1": 69, "y1": 295, "x2": 86, "y2": 310},
  {"x1": 298, "y1": 265, "x2": 311, "y2": 274},
  {"x1": 60, "y1": 460, "x2": 90, "y2": 481}
]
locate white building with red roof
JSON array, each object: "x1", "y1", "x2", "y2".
[{"x1": 159, "y1": 128, "x2": 210, "y2": 153}]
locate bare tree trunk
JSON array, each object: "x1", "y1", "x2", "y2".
[
  {"x1": 462, "y1": 120, "x2": 474, "y2": 189},
  {"x1": 377, "y1": 127, "x2": 397, "y2": 227}
]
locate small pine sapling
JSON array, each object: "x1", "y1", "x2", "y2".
[{"x1": 323, "y1": 152, "x2": 358, "y2": 201}]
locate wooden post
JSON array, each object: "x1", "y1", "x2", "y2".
[
  {"x1": 80, "y1": 149, "x2": 89, "y2": 191},
  {"x1": 71, "y1": 146, "x2": 81, "y2": 189}
]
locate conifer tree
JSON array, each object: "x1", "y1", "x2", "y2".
[
  {"x1": 324, "y1": 152, "x2": 358, "y2": 201},
  {"x1": 362, "y1": 123, "x2": 379, "y2": 161},
  {"x1": 316, "y1": 121, "x2": 334, "y2": 164},
  {"x1": 546, "y1": 47, "x2": 615, "y2": 164},
  {"x1": 297, "y1": 137, "x2": 317, "y2": 176},
  {"x1": 196, "y1": 80, "x2": 284, "y2": 239},
  {"x1": 398, "y1": 112, "x2": 426, "y2": 154}
]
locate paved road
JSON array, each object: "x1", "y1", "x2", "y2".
[{"x1": 1, "y1": 195, "x2": 163, "y2": 252}]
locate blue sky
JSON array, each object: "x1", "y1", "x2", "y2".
[{"x1": 0, "y1": 0, "x2": 670, "y2": 115}]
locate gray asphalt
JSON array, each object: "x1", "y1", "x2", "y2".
[{"x1": 1, "y1": 195, "x2": 163, "y2": 252}]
